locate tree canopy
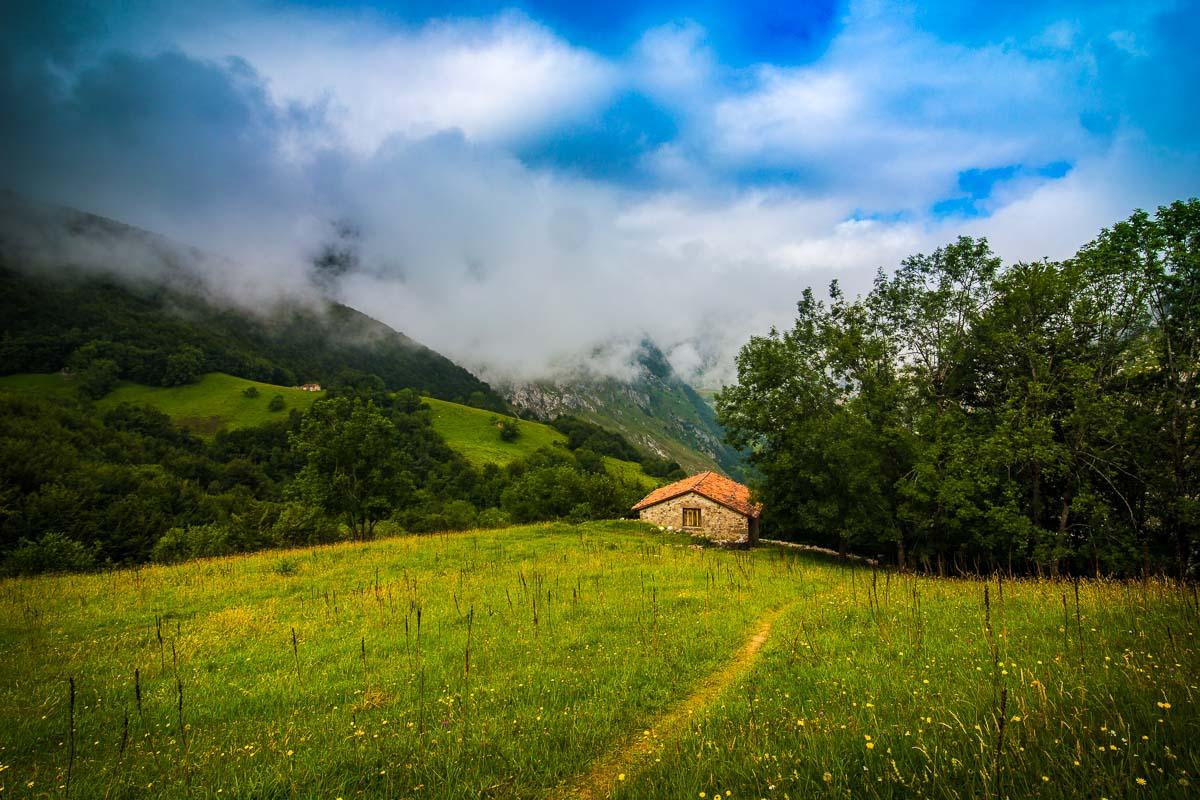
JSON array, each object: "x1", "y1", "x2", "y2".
[{"x1": 717, "y1": 199, "x2": 1199, "y2": 577}]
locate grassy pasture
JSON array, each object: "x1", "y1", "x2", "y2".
[
  {"x1": 0, "y1": 523, "x2": 1195, "y2": 799},
  {"x1": 97, "y1": 373, "x2": 322, "y2": 436},
  {"x1": 0, "y1": 372, "x2": 322, "y2": 437},
  {"x1": 421, "y1": 396, "x2": 660, "y2": 490},
  {"x1": 421, "y1": 397, "x2": 567, "y2": 466}
]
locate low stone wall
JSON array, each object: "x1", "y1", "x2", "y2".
[{"x1": 638, "y1": 491, "x2": 750, "y2": 545}]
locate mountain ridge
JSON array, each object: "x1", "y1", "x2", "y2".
[{"x1": 500, "y1": 340, "x2": 745, "y2": 479}]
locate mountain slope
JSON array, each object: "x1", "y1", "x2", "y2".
[
  {"x1": 421, "y1": 396, "x2": 660, "y2": 489},
  {"x1": 0, "y1": 371, "x2": 323, "y2": 437},
  {"x1": 0, "y1": 263, "x2": 508, "y2": 412},
  {"x1": 503, "y1": 341, "x2": 745, "y2": 478}
]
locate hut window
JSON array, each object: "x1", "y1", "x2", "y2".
[{"x1": 682, "y1": 507, "x2": 702, "y2": 528}]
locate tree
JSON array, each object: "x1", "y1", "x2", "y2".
[
  {"x1": 68, "y1": 340, "x2": 121, "y2": 399},
  {"x1": 289, "y1": 397, "x2": 414, "y2": 540},
  {"x1": 161, "y1": 345, "x2": 204, "y2": 386},
  {"x1": 717, "y1": 202, "x2": 1199, "y2": 576},
  {"x1": 497, "y1": 418, "x2": 520, "y2": 442},
  {"x1": 77, "y1": 358, "x2": 119, "y2": 400}
]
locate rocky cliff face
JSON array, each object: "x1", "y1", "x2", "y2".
[{"x1": 500, "y1": 340, "x2": 744, "y2": 478}]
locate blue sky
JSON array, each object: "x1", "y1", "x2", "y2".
[{"x1": 2, "y1": 0, "x2": 1197, "y2": 381}]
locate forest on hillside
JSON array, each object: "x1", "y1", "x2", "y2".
[
  {"x1": 0, "y1": 381, "x2": 646, "y2": 575},
  {"x1": 0, "y1": 261, "x2": 508, "y2": 412},
  {"x1": 719, "y1": 200, "x2": 1199, "y2": 577}
]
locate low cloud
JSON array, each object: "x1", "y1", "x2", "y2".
[{"x1": 1, "y1": 0, "x2": 1195, "y2": 388}]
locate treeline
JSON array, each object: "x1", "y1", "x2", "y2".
[
  {"x1": 718, "y1": 200, "x2": 1199, "y2": 577},
  {"x1": 549, "y1": 415, "x2": 688, "y2": 480},
  {"x1": 0, "y1": 386, "x2": 644, "y2": 575},
  {"x1": 0, "y1": 263, "x2": 508, "y2": 411}
]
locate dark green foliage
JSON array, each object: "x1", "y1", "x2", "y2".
[
  {"x1": 242, "y1": 385, "x2": 260, "y2": 398},
  {"x1": 76, "y1": 358, "x2": 119, "y2": 399},
  {"x1": 3, "y1": 532, "x2": 100, "y2": 575},
  {"x1": 718, "y1": 200, "x2": 1200, "y2": 577},
  {"x1": 497, "y1": 418, "x2": 520, "y2": 442},
  {"x1": 550, "y1": 414, "x2": 686, "y2": 479},
  {"x1": 641, "y1": 457, "x2": 687, "y2": 480},
  {"x1": 0, "y1": 386, "x2": 659, "y2": 573},
  {"x1": 500, "y1": 465, "x2": 642, "y2": 524},
  {"x1": 441, "y1": 499, "x2": 479, "y2": 530},
  {"x1": 288, "y1": 397, "x2": 420, "y2": 540},
  {"x1": 551, "y1": 415, "x2": 641, "y2": 461},
  {"x1": 267, "y1": 394, "x2": 285, "y2": 412},
  {"x1": 477, "y1": 507, "x2": 512, "y2": 528},
  {"x1": 0, "y1": 263, "x2": 508, "y2": 410},
  {"x1": 161, "y1": 345, "x2": 204, "y2": 387},
  {"x1": 572, "y1": 448, "x2": 605, "y2": 474},
  {"x1": 0, "y1": 392, "x2": 332, "y2": 572}
]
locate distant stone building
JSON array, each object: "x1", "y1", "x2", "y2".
[
  {"x1": 633, "y1": 471, "x2": 761, "y2": 546},
  {"x1": 298, "y1": 383, "x2": 322, "y2": 392}
]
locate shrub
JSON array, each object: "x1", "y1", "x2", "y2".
[
  {"x1": 2, "y1": 532, "x2": 99, "y2": 575},
  {"x1": 567, "y1": 503, "x2": 593, "y2": 524},
  {"x1": 267, "y1": 502, "x2": 340, "y2": 547},
  {"x1": 268, "y1": 394, "x2": 286, "y2": 412},
  {"x1": 500, "y1": 420, "x2": 519, "y2": 441},
  {"x1": 271, "y1": 557, "x2": 299, "y2": 576},
  {"x1": 442, "y1": 499, "x2": 479, "y2": 530},
  {"x1": 77, "y1": 359, "x2": 120, "y2": 400},
  {"x1": 477, "y1": 507, "x2": 511, "y2": 529},
  {"x1": 242, "y1": 386, "x2": 260, "y2": 398},
  {"x1": 161, "y1": 345, "x2": 204, "y2": 387},
  {"x1": 573, "y1": 448, "x2": 605, "y2": 474},
  {"x1": 151, "y1": 523, "x2": 234, "y2": 564}
]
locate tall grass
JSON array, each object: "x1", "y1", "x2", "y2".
[
  {"x1": 616, "y1": 570, "x2": 1198, "y2": 800},
  {"x1": 0, "y1": 522, "x2": 1194, "y2": 799}
]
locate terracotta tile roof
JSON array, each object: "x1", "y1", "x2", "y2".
[{"x1": 632, "y1": 471, "x2": 761, "y2": 519}]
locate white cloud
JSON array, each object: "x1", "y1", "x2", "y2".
[
  {"x1": 959, "y1": 133, "x2": 1200, "y2": 264},
  {"x1": 169, "y1": 10, "x2": 618, "y2": 155},
  {"x1": 700, "y1": 3, "x2": 1093, "y2": 210},
  {"x1": 7, "y1": 0, "x2": 1196, "y2": 391}
]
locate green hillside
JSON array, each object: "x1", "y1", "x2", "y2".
[
  {"x1": 504, "y1": 341, "x2": 745, "y2": 478},
  {"x1": 0, "y1": 371, "x2": 321, "y2": 437},
  {"x1": 422, "y1": 395, "x2": 567, "y2": 465},
  {"x1": 423, "y1": 396, "x2": 660, "y2": 489},
  {"x1": 0, "y1": 209, "x2": 507, "y2": 411},
  {"x1": 0, "y1": 371, "x2": 659, "y2": 487},
  {"x1": 0, "y1": 523, "x2": 1194, "y2": 800},
  {"x1": 98, "y1": 373, "x2": 322, "y2": 435}
]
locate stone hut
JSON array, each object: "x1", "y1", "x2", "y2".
[{"x1": 633, "y1": 471, "x2": 761, "y2": 546}]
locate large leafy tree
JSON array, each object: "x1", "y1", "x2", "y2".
[
  {"x1": 718, "y1": 200, "x2": 1199, "y2": 576},
  {"x1": 289, "y1": 397, "x2": 415, "y2": 540}
]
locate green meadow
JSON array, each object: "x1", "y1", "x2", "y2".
[
  {"x1": 0, "y1": 373, "x2": 658, "y2": 488},
  {"x1": 0, "y1": 372, "x2": 322, "y2": 437},
  {"x1": 97, "y1": 373, "x2": 323, "y2": 436},
  {"x1": 421, "y1": 396, "x2": 568, "y2": 466},
  {"x1": 421, "y1": 397, "x2": 660, "y2": 490},
  {"x1": 0, "y1": 522, "x2": 1195, "y2": 799}
]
